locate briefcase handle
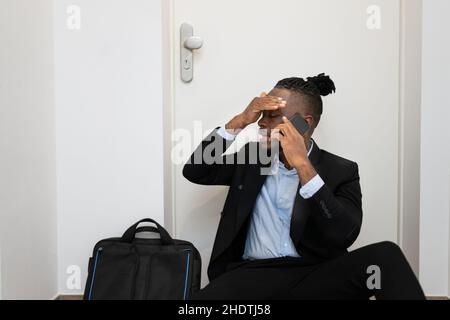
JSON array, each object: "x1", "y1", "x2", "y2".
[
  {"x1": 122, "y1": 218, "x2": 174, "y2": 245},
  {"x1": 135, "y1": 226, "x2": 159, "y2": 234}
]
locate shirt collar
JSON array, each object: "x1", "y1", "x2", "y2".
[{"x1": 307, "y1": 139, "x2": 314, "y2": 157}]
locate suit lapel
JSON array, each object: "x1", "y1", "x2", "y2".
[
  {"x1": 211, "y1": 143, "x2": 271, "y2": 263},
  {"x1": 290, "y1": 140, "x2": 322, "y2": 245},
  {"x1": 234, "y1": 162, "x2": 268, "y2": 233}
]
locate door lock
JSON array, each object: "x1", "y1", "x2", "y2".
[{"x1": 180, "y1": 23, "x2": 203, "y2": 83}]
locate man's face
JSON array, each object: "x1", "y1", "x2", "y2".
[{"x1": 258, "y1": 88, "x2": 312, "y2": 147}]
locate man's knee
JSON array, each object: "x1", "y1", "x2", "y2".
[
  {"x1": 370, "y1": 241, "x2": 404, "y2": 260},
  {"x1": 375, "y1": 241, "x2": 401, "y2": 251}
]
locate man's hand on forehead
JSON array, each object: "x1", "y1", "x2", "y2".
[{"x1": 224, "y1": 92, "x2": 287, "y2": 131}]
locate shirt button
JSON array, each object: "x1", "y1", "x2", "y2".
[{"x1": 237, "y1": 184, "x2": 243, "y2": 190}]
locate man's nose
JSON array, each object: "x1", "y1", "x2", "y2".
[{"x1": 258, "y1": 118, "x2": 266, "y2": 128}]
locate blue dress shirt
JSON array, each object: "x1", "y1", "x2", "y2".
[{"x1": 217, "y1": 127, "x2": 325, "y2": 260}]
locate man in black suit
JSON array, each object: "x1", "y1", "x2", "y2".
[{"x1": 183, "y1": 74, "x2": 425, "y2": 300}]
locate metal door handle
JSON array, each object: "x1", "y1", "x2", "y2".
[
  {"x1": 181, "y1": 23, "x2": 203, "y2": 83},
  {"x1": 184, "y1": 36, "x2": 203, "y2": 50}
]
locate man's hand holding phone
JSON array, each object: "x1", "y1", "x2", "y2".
[
  {"x1": 273, "y1": 116, "x2": 309, "y2": 168},
  {"x1": 274, "y1": 116, "x2": 318, "y2": 185}
]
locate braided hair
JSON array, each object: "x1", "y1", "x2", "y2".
[{"x1": 275, "y1": 73, "x2": 336, "y2": 125}]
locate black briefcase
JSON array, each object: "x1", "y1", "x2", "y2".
[{"x1": 84, "y1": 218, "x2": 201, "y2": 300}]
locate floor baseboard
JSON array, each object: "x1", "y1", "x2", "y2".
[
  {"x1": 426, "y1": 296, "x2": 450, "y2": 300},
  {"x1": 55, "y1": 294, "x2": 83, "y2": 300},
  {"x1": 54, "y1": 294, "x2": 449, "y2": 300}
]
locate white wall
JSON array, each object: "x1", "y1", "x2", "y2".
[
  {"x1": 420, "y1": 0, "x2": 450, "y2": 297},
  {"x1": 398, "y1": 0, "x2": 422, "y2": 277},
  {"x1": 0, "y1": 0, "x2": 58, "y2": 299},
  {"x1": 54, "y1": 0, "x2": 164, "y2": 294}
]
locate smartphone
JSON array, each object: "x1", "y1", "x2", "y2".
[{"x1": 289, "y1": 114, "x2": 310, "y2": 135}]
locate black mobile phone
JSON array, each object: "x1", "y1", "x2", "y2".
[{"x1": 289, "y1": 114, "x2": 310, "y2": 135}]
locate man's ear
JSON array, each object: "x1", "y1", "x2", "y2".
[{"x1": 304, "y1": 115, "x2": 315, "y2": 129}]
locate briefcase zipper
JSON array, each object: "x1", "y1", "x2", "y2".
[
  {"x1": 183, "y1": 249, "x2": 192, "y2": 300},
  {"x1": 130, "y1": 251, "x2": 140, "y2": 300},
  {"x1": 87, "y1": 247, "x2": 103, "y2": 300}
]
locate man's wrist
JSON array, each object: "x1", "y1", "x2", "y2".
[
  {"x1": 294, "y1": 158, "x2": 312, "y2": 172},
  {"x1": 225, "y1": 114, "x2": 248, "y2": 132},
  {"x1": 295, "y1": 159, "x2": 317, "y2": 185}
]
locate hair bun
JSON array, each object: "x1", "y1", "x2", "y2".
[{"x1": 307, "y1": 73, "x2": 336, "y2": 96}]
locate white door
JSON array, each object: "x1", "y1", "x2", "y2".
[{"x1": 169, "y1": 0, "x2": 400, "y2": 287}]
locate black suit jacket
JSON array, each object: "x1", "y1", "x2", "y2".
[{"x1": 183, "y1": 128, "x2": 363, "y2": 281}]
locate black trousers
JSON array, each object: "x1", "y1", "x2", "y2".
[{"x1": 191, "y1": 242, "x2": 425, "y2": 300}]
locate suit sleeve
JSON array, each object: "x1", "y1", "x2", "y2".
[
  {"x1": 309, "y1": 163, "x2": 363, "y2": 249},
  {"x1": 182, "y1": 128, "x2": 241, "y2": 186}
]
